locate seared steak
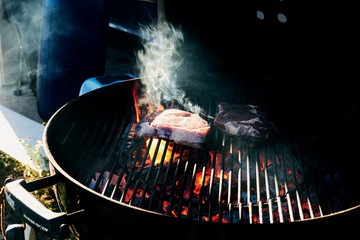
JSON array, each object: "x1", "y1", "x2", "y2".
[
  {"x1": 214, "y1": 103, "x2": 276, "y2": 139},
  {"x1": 135, "y1": 109, "x2": 210, "y2": 148}
]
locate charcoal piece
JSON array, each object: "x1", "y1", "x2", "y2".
[
  {"x1": 214, "y1": 103, "x2": 276, "y2": 139},
  {"x1": 135, "y1": 109, "x2": 210, "y2": 148}
]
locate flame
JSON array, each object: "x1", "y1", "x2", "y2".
[
  {"x1": 157, "y1": 104, "x2": 165, "y2": 111},
  {"x1": 148, "y1": 100, "x2": 154, "y2": 113},
  {"x1": 146, "y1": 138, "x2": 176, "y2": 165},
  {"x1": 131, "y1": 81, "x2": 141, "y2": 122}
]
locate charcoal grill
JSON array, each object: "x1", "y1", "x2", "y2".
[
  {"x1": 69, "y1": 86, "x2": 353, "y2": 225},
  {"x1": 3, "y1": 0, "x2": 360, "y2": 237},
  {"x1": 4, "y1": 79, "x2": 360, "y2": 239}
]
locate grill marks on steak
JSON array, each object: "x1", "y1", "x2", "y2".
[
  {"x1": 135, "y1": 109, "x2": 210, "y2": 148},
  {"x1": 214, "y1": 103, "x2": 276, "y2": 139}
]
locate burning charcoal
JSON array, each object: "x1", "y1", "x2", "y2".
[
  {"x1": 135, "y1": 109, "x2": 210, "y2": 148},
  {"x1": 201, "y1": 178, "x2": 238, "y2": 205},
  {"x1": 214, "y1": 103, "x2": 277, "y2": 139}
]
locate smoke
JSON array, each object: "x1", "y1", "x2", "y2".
[
  {"x1": 0, "y1": 0, "x2": 43, "y2": 89},
  {"x1": 136, "y1": 21, "x2": 201, "y2": 115}
]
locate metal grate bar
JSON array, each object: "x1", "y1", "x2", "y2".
[
  {"x1": 227, "y1": 137, "x2": 234, "y2": 223},
  {"x1": 207, "y1": 128, "x2": 219, "y2": 222},
  {"x1": 289, "y1": 144, "x2": 305, "y2": 220},
  {"x1": 237, "y1": 140, "x2": 243, "y2": 222},
  {"x1": 263, "y1": 145, "x2": 274, "y2": 223},
  {"x1": 186, "y1": 150, "x2": 200, "y2": 220},
  {"x1": 279, "y1": 145, "x2": 294, "y2": 222},
  {"x1": 272, "y1": 147, "x2": 284, "y2": 223},
  {"x1": 137, "y1": 139, "x2": 163, "y2": 207},
  {"x1": 118, "y1": 137, "x2": 151, "y2": 204},
  {"x1": 101, "y1": 117, "x2": 133, "y2": 195},
  {"x1": 148, "y1": 140, "x2": 170, "y2": 209},
  {"x1": 218, "y1": 134, "x2": 226, "y2": 222},
  {"x1": 113, "y1": 137, "x2": 144, "y2": 200},
  {"x1": 167, "y1": 146, "x2": 185, "y2": 214},
  {"x1": 255, "y1": 145, "x2": 263, "y2": 223},
  {"x1": 177, "y1": 149, "x2": 192, "y2": 219},
  {"x1": 96, "y1": 117, "x2": 128, "y2": 193},
  {"x1": 156, "y1": 142, "x2": 178, "y2": 212},
  {"x1": 246, "y1": 148, "x2": 253, "y2": 223},
  {"x1": 83, "y1": 114, "x2": 120, "y2": 187},
  {"x1": 197, "y1": 151, "x2": 210, "y2": 221}
]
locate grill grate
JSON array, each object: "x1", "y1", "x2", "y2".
[{"x1": 64, "y1": 104, "x2": 352, "y2": 224}]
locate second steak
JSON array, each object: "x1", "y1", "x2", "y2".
[{"x1": 214, "y1": 103, "x2": 276, "y2": 139}]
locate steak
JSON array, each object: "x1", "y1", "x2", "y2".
[
  {"x1": 214, "y1": 103, "x2": 276, "y2": 139},
  {"x1": 135, "y1": 109, "x2": 210, "y2": 148}
]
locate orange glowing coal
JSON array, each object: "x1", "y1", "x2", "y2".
[{"x1": 203, "y1": 214, "x2": 229, "y2": 223}]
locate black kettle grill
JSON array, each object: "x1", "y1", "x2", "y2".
[
  {"x1": 3, "y1": 0, "x2": 360, "y2": 239},
  {"x1": 4, "y1": 77, "x2": 360, "y2": 239}
]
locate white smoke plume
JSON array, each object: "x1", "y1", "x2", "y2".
[{"x1": 136, "y1": 21, "x2": 201, "y2": 115}]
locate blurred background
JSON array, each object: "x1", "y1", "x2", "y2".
[{"x1": 0, "y1": 0, "x2": 358, "y2": 122}]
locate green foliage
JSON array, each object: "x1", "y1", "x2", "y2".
[
  {"x1": 19, "y1": 137, "x2": 49, "y2": 177},
  {"x1": 0, "y1": 152, "x2": 25, "y2": 188}
]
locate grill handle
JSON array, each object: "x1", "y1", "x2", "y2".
[{"x1": 4, "y1": 174, "x2": 71, "y2": 239}]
